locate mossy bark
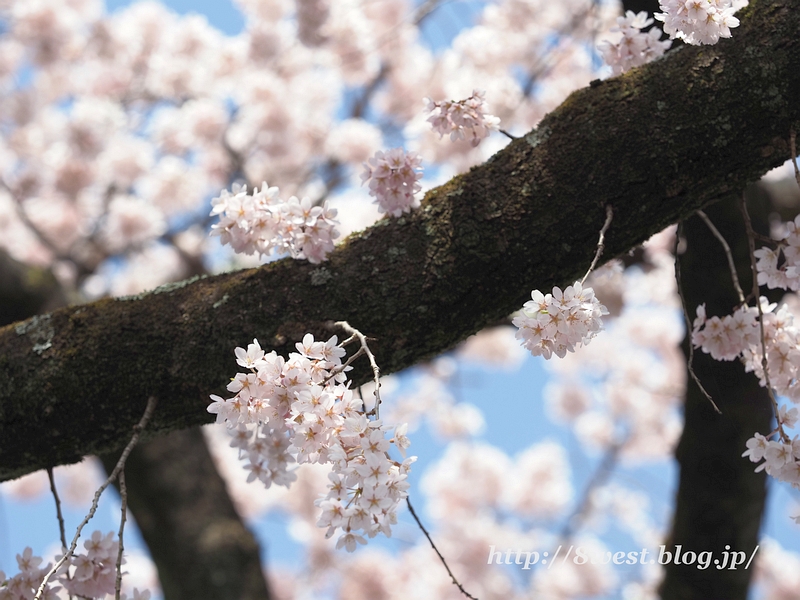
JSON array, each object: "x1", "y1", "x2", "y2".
[{"x1": 1, "y1": 0, "x2": 799, "y2": 481}]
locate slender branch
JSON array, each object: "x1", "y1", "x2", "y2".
[
  {"x1": 334, "y1": 321, "x2": 382, "y2": 417},
  {"x1": 323, "y1": 345, "x2": 365, "y2": 384},
  {"x1": 581, "y1": 205, "x2": 614, "y2": 285},
  {"x1": 740, "y1": 198, "x2": 788, "y2": 442},
  {"x1": 34, "y1": 396, "x2": 158, "y2": 600},
  {"x1": 675, "y1": 222, "x2": 722, "y2": 414},
  {"x1": 405, "y1": 497, "x2": 478, "y2": 600},
  {"x1": 47, "y1": 467, "x2": 68, "y2": 552},
  {"x1": 115, "y1": 469, "x2": 127, "y2": 600},
  {"x1": 499, "y1": 129, "x2": 518, "y2": 140},
  {"x1": 791, "y1": 129, "x2": 800, "y2": 190},
  {"x1": 46, "y1": 468, "x2": 74, "y2": 600},
  {"x1": 696, "y1": 209, "x2": 746, "y2": 305}
]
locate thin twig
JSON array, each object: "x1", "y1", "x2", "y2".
[
  {"x1": 323, "y1": 346, "x2": 365, "y2": 384},
  {"x1": 335, "y1": 321, "x2": 382, "y2": 418},
  {"x1": 675, "y1": 222, "x2": 722, "y2": 414},
  {"x1": 47, "y1": 467, "x2": 73, "y2": 599},
  {"x1": 47, "y1": 467, "x2": 68, "y2": 553},
  {"x1": 580, "y1": 205, "x2": 614, "y2": 285},
  {"x1": 791, "y1": 129, "x2": 800, "y2": 190},
  {"x1": 34, "y1": 397, "x2": 158, "y2": 600},
  {"x1": 406, "y1": 497, "x2": 478, "y2": 600},
  {"x1": 696, "y1": 210, "x2": 746, "y2": 305},
  {"x1": 740, "y1": 199, "x2": 789, "y2": 442},
  {"x1": 115, "y1": 469, "x2": 127, "y2": 600},
  {"x1": 499, "y1": 129, "x2": 518, "y2": 140}
]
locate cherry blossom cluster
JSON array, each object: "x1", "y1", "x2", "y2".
[
  {"x1": 207, "y1": 334, "x2": 414, "y2": 551},
  {"x1": 60, "y1": 530, "x2": 121, "y2": 598},
  {"x1": 655, "y1": 0, "x2": 748, "y2": 45},
  {"x1": 209, "y1": 183, "x2": 339, "y2": 264},
  {"x1": 360, "y1": 148, "x2": 423, "y2": 217},
  {"x1": 0, "y1": 532, "x2": 149, "y2": 600},
  {"x1": 692, "y1": 300, "x2": 800, "y2": 399},
  {"x1": 512, "y1": 281, "x2": 608, "y2": 359},
  {"x1": 742, "y1": 426, "x2": 800, "y2": 487},
  {"x1": 0, "y1": 547, "x2": 60, "y2": 600},
  {"x1": 754, "y1": 215, "x2": 800, "y2": 291},
  {"x1": 692, "y1": 299, "x2": 800, "y2": 487},
  {"x1": 598, "y1": 11, "x2": 672, "y2": 75},
  {"x1": 423, "y1": 90, "x2": 500, "y2": 147}
]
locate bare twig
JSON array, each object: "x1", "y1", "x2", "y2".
[
  {"x1": 115, "y1": 469, "x2": 127, "y2": 600},
  {"x1": 406, "y1": 497, "x2": 478, "y2": 600},
  {"x1": 46, "y1": 467, "x2": 73, "y2": 599},
  {"x1": 323, "y1": 345, "x2": 365, "y2": 384},
  {"x1": 34, "y1": 396, "x2": 158, "y2": 600},
  {"x1": 675, "y1": 222, "x2": 722, "y2": 414},
  {"x1": 47, "y1": 467, "x2": 68, "y2": 552},
  {"x1": 499, "y1": 129, "x2": 518, "y2": 140},
  {"x1": 791, "y1": 129, "x2": 800, "y2": 189},
  {"x1": 740, "y1": 198, "x2": 788, "y2": 442},
  {"x1": 696, "y1": 210, "x2": 746, "y2": 305},
  {"x1": 334, "y1": 321, "x2": 382, "y2": 418},
  {"x1": 580, "y1": 205, "x2": 614, "y2": 285}
]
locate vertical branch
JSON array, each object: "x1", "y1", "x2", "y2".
[
  {"x1": 46, "y1": 467, "x2": 68, "y2": 552},
  {"x1": 115, "y1": 469, "x2": 128, "y2": 600},
  {"x1": 739, "y1": 198, "x2": 788, "y2": 442},
  {"x1": 790, "y1": 129, "x2": 800, "y2": 189}
]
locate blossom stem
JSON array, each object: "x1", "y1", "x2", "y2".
[
  {"x1": 580, "y1": 204, "x2": 614, "y2": 285},
  {"x1": 334, "y1": 321, "x2": 382, "y2": 419}
]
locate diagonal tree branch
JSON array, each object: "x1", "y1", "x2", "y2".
[{"x1": 1, "y1": 0, "x2": 799, "y2": 481}]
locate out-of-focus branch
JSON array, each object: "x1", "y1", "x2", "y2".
[
  {"x1": 0, "y1": 249, "x2": 66, "y2": 326},
  {"x1": 100, "y1": 428, "x2": 271, "y2": 600}
]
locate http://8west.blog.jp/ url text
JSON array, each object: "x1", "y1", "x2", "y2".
[{"x1": 487, "y1": 544, "x2": 760, "y2": 571}]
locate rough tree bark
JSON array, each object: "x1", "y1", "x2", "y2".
[
  {"x1": 0, "y1": 251, "x2": 273, "y2": 600},
  {"x1": 0, "y1": 0, "x2": 798, "y2": 481}
]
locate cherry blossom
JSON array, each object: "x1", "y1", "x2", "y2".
[
  {"x1": 513, "y1": 281, "x2": 608, "y2": 359},
  {"x1": 207, "y1": 333, "x2": 414, "y2": 550},
  {"x1": 655, "y1": 0, "x2": 748, "y2": 45},
  {"x1": 424, "y1": 89, "x2": 500, "y2": 147},
  {"x1": 360, "y1": 148, "x2": 423, "y2": 217},
  {"x1": 598, "y1": 10, "x2": 671, "y2": 75}
]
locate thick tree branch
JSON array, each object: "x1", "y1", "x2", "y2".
[{"x1": 1, "y1": 0, "x2": 799, "y2": 480}]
